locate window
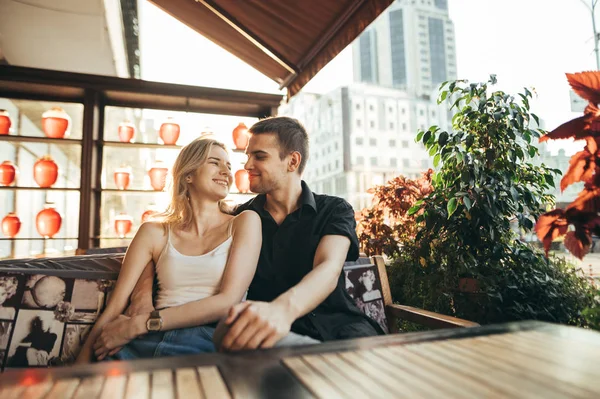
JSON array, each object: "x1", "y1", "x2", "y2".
[
  {"x1": 389, "y1": 10, "x2": 407, "y2": 87},
  {"x1": 402, "y1": 140, "x2": 409, "y2": 148},
  {"x1": 356, "y1": 137, "x2": 364, "y2": 145},
  {"x1": 357, "y1": 156, "x2": 364, "y2": 165},
  {"x1": 359, "y1": 30, "x2": 378, "y2": 83},
  {"x1": 369, "y1": 138, "x2": 377, "y2": 146},
  {"x1": 369, "y1": 104, "x2": 374, "y2": 111},
  {"x1": 322, "y1": 165, "x2": 326, "y2": 173},
  {"x1": 403, "y1": 159, "x2": 410, "y2": 167},
  {"x1": 391, "y1": 158, "x2": 397, "y2": 167},
  {"x1": 432, "y1": 110, "x2": 436, "y2": 117},
  {"x1": 355, "y1": 103, "x2": 361, "y2": 110},
  {"x1": 335, "y1": 160, "x2": 339, "y2": 168},
  {"x1": 388, "y1": 106, "x2": 393, "y2": 113},
  {"x1": 401, "y1": 108, "x2": 406, "y2": 114},
  {"x1": 419, "y1": 109, "x2": 424, "y2": 116},
  {"x1": 370, "y1": 157, "x2": 378, "y2": 166},
  {"x1": 402, "y1": 123, "x2": 407, "y2": 131},
  {"x1": 334, "y1": 142, "x2": 339, "y2": 150},
  {"x1": 369, "y1": 120, "x2": 375, "y2": 129},
  {"x1": 429, "y1": 17, "x2": 447, "y2": 85},
  {"x1": 389, "y1": 139, "x2": 396, "y2": 147},
  {"x1": 389, "y1": 122, "x2": 395, "y2": 129},
  {"x1": 356, "y1": 119, "x2": 362, "y2": 128}
]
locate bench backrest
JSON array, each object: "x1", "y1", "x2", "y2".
[
  {"x1": 342, "y1": 255, "x2": 391, "y2": 333},
  {"x1": 0, "y1": 254, "x2": 121, "y2": 371}
]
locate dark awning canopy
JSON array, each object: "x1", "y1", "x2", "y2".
[{"x1": 149, "y1": 0, "x2": 394, "y2": 98}]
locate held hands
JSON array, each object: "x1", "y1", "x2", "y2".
[
  {"x1": 218, "y1": 301, "x2": 294, "y2": 352},
  {"x1": 93, "y1": 314, "x2": 146, "y2": 361}
]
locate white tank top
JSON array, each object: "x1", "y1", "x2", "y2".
[{"x1": 154, "y1": 219, "x2": 234, "y2": 309}]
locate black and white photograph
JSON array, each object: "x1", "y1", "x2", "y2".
[
  {"x1": 21, "y1": 275, "x2": 73, "y2": 310},
  {"x1": 69, "y1": 311, "x2": 98, "y2": 324},
  {"x1": 356, "y1": 299, "x2": 388, "y2": 334},
  {"x1": 6, "y1": 309, "x2": 64, "y2": 368},
  {"x1": 71, "y1": 279, "x2": 104, "y2": 312},
  {"x1": 0, "y1": 321, "x2": 12, "y2": 351},
  {"x1": 344, "y1": 266, "x2": 383, "y2": 303},
  {"x1": 0, "y1": 274, "x2": 24, "y2": 320},
  {"x1": 60, "y1": 324, "x2": 91, "y2": 364}
]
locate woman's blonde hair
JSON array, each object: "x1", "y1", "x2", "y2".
[{"x1": 157, "y1": 137, "x2": 231, "y2": 230}]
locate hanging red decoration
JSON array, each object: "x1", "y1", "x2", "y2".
[
  {"x1": 159, "y1": 118, "x2": 180, "y2": 145},
  {"x1": 0, "y1": 161, "x2": 17, "y2": 186},
  {"x1": 42, "y1": 107, "x2": 70, "y2": 139},
  {"x1": 2, "y1": 213, "x2": 21, "y2": 238},
  {"x1": 33, "y1": 156, "x2": 59, "y2": 188},
  {"x1": 36, "y1": 205, "x2": 62, "y2": 238},
  {"x1": 0, "y1": 110, "x2": 11, "y2": 135},
  {"x1": 148, "y1": 162, "x2": 169, "y2": 191},
  {"x1": 118, "y1": 121, "x2": 136, "y2": 143},
  {"x1": 232, "y1": 122, "x2": 249, "y2": 150},
  {"x1": 141, "y1": 209, "x2": 158, "y2": 223},
  {"x1": 114, "y1": 167, "x2": 132, "y2": 190},
  {"x1": 235, "y1": 169, "x2": 250, "y2": 193},
  {"x1": 114, "y1": 213, "x2": 133, "y2": 238}
]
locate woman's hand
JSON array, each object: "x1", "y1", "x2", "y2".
[{"x1": 93, "y1": 314, "x2": 146, "y2": 360}]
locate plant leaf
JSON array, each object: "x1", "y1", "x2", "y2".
[{"x1": 447, "y1": 197, "x2": 458, "y2": 218}]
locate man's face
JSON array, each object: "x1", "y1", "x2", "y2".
[{"x1": 244, "y1": 133, "x2": 290, "y2": 194}]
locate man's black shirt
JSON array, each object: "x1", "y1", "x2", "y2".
[{"x1": 235, "y1": 181, "x2": 384, "y2": 341}]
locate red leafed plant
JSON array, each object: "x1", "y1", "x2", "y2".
[
  {"x1": 536, "y1": 71, "x2": 600, "y2": 259},
  {"x1": 357, "y1": 169, "x2": 434, "y2": 257}
]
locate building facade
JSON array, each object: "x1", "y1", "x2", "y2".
[
  {"x1": 353, "y1": 0, "x2": 457, "y2": 97},
  {"x1": 280, "y1": 84, "x2": 451, "y2": 211}
]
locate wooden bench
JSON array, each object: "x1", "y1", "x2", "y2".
[{"x1": 343, "y1": 255, "x2": 479, "y2": 333}]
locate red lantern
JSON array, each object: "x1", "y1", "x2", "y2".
[
  {"x1": 118, "y1": 122, "x2": 136, "y2": 143},
  {"x1": 114, "y1": 167, "x2": 132, "y2": 190},
  {"x1": 0, "y1": 161, "x2": 17, "y2": 186},
  {"x1": 36, "y1": 205, "x2": 62, "y2": 238},
  {"x1": 114, "y1": 213, "x2": 133, "y2": 238},
  {"x1": 0, "y1": 110, "x2": 11, "y2": 135},
  {"x1": 232, "y1": 122, "x2": 249, "y2": 150},
  {"x1": 2, "y1": 213, "x2": 21, "y2": 238},
  {"x1": 148, "y1": 163, "x2": 169, "y2": 191},
  {"x1": 235, "y1": 169, "x2": 250, "y2": 193},
  {"x1": 159, "y1": 118, "x2": 180, "y2": 145},
  {"x1": 41, "y1": 107, "x2": 70, "y2": 139},
  {"x1": 141, "y1": 209, "x2": 158, "y2": 223},
  {"x1": 33, "y1": 156, "x2": 59, "y2": 188}
]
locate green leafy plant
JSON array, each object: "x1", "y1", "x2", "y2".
[{"x1": 373, "y1": 76, "x2": 597, "y2": 328}]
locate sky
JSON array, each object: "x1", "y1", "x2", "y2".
[{"x1": 139, "y1": 0, "x2": 595, "y2": 154}]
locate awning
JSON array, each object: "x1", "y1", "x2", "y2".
[{"x1": 149, "y1": 0, "x2": 394, "y2": 98}]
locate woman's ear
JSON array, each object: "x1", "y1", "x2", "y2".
[{"x1": 185, "y1": 175, "x2": 192, "y2": 183}]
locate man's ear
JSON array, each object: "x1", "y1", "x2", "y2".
[{"x1": 287, "y1": 152, "x2": 302, "y2": 173}]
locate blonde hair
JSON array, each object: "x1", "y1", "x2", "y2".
[{"x1": 157, "y1": 137, "x2": 231, "y2": 230}]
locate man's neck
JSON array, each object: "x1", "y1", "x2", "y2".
[{"x1": 264, "y1": 179, "x2": 303, "y2": 223}]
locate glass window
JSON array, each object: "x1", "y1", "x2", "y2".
[
  {"x1": 370, "y1": 157, "x2": 378, "y2": 166},
  {"x1": 403, "y1": 159, "x2": 410, "y2": 167},
  {"x1": 389, "y1": 10, "x2": 407, "y2": 87},
  {"x1": 356, "y1": 137, "x2": 364, "y2": 145},
  {"x1": 389, "y1": 139, "x2": 396, "y2": 147},
  {"x1": 369, "y1": 138, "x2": 377, "y2": 146},
  {"x1": 402, "y1": 140, "x2": 409, "y2": 148},
  {"x1": 391, "y1": 158, "x2": 397, "y2": 167},
  {"x1": 429, "y1": 17, "x2": 448, "y2": 85},
  {"x1": 370, "y1": 120, "x2": 375, "y2": 129},
  {"x1": 356, "y1": 156, "x2": 364, "y2": 165},
  {"x1": 357, "y1": 119, "x2": 362, "y2": 128}
]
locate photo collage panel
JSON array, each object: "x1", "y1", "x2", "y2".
[
  {"x1": 344, "y1": 265, "x2": 388, "y2": 333},
  {"x1": 0, "y1": 273, "x2": 115, "y2": 371}
]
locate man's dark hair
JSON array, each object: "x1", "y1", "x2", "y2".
[{"x1": 249, "y1": 116, "x2": 309, "y2": 174}]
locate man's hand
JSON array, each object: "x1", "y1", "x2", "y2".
[
  {"x1": 93, "y1": 314, "x2": 145, "y2": 360},
  {"x1": 218, "y1": 301, "x2": 294, "y2": 352}
]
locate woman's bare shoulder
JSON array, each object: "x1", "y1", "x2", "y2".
[{"x1": 232, "y1": 210, "x2": 260, "y2": 225}]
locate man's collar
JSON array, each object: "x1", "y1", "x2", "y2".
[{"x1": 248, "y1": 180, "x2": 317, "y2": 214}]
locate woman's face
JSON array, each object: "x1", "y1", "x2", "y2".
[
  {"x1": 362, "y1": 272, "x2": 374, "y2": 291},
  {"x1": 188, "y1": 146, "x2": 233, "y2": 200}
]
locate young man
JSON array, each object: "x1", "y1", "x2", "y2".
[
  {"x1": 122, "y1": 117, "x2": 383, "y2": 352},
  {"x1": 216, "y1": 116, "x2": 383, "y2": 350}
]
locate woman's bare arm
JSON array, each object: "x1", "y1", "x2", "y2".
[
  {"x1": 96, "y1": 211, "x2": 262, "y2": 353},
  {"x1": 75, "y1": 222, "x2": 164, "y2": 363}
]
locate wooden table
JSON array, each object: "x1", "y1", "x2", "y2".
[{"x1": 1, "y1": 321, "x2": 599, "y2": 398}]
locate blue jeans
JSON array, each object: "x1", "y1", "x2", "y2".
[{"x1": 108, "y1": 325, "x2": 216, "y2": 361}]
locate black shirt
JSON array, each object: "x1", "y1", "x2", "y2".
[{"x1": 235, "y1": 181, "x2": 384, "y2": 341}]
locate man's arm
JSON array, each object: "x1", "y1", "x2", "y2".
[
  {"x1": 218, "y1": 234, "x2": 350, "y2": 351},
  {"x1": 124, "y1": 260, "x2": 155, "y2": 317}
]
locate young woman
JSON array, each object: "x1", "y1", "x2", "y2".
[{"x1": 76, "y1": 138, "x2": 261, "y2": 363}]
